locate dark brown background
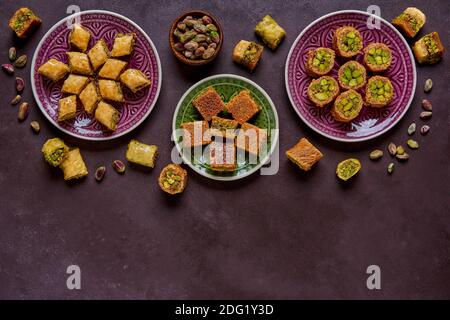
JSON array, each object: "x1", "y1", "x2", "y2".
[{"x1": 0, "y1": 0, "x2": 449, "y2": 299}]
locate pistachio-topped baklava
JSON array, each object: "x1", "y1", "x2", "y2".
[
  {"x1": 363, "y1": 43, "x2": 392, "y2": 72},
  {"x1": 337, "y1": 61, "x2": 367, "y2": 91},
  {"x1": 305, "y1": 47, "x2": 335, "y2": 77},
  {"x1": 307, "y1": 76, "x2": 339, "y2": 107},
  {"x1": 365, "y1": 76, "x2": 394, "y2": 108},
  {"x1": 254, "y1": 15, "x2": 286, "y2": 50},
  {"x1": 413, "y1": 32, "x2": 445, "y2": 64},
  {"x1": 232, "y1": 40, "x2": 264, "y2": 72},
  {"x1": 331, "y1": 90, "x2": 363, "y2": 122},
  {"x1": 392, "y1": 7, "x2": 426, "y2": 38},
  {"x1": 333, "y1": 26, "x2": 363, "y2": 58}
]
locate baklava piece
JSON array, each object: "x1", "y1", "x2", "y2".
[
  {"x1": 254, "y1": 15, "x2": 286, "y2": 50},
  {"x1": 69, "y1": 24, "x2": 91, "y2": 52},
  {"x1": 226, "y1": 90, "x2": 260, "y2": 124},
  {"x1": 110, "y1": 33, "x2": 136, "y2": 57},
  {"x1": 126, "y1": 139, "x2": 158, "y2": 168},
  {"x1": 59, "y1": 148, "x2": 88, "y2": 181},
  {"x1": 67, "y1": 52, "x2": 93, "y2": 75},
  {"x1": 88, "y1": 39, "x2": 110, "y2": 71},
  {"x1": 331, "y1": 90, "x2": 363, "y2": 122},
  {"x1": 209, "y1": 141, "x2": 236, "y2": 172},
  {"x1": 392, "y1": 7, "x2": 426, "y2": 38},
  {"x1": 192, "y1": 87, "x2": 226, "y2": 121},
  {"x1": 61, "y1": 74, "x2": 90, "y2": 95},
  {"x1": 286, "y1": 138, "x2": 323, "y2": 171},
  {"x1": 79, "y1": 82, "x2": 101, "y2": 115},
  {"x1": 307, "y1": 76, "x2": 339, "y2": 107},
  {"x1": 336, "y1": 158, "x2": 361, "y2": 181},
  {"x1": 8, "y1": 7, "x2": 41, "y2": 39},
  {"x1": 210, "y1": 116, "x2": 239, "y2": 140},
  {"x1": 98, "y1": 59, "x2": 128, "y2": 80},
  {"x1": 305, "y1": 47, "x2": 335, "y2": 77},
  {"x1": 58, "y1": 95, "x2": 77, "y2": 122},
  {"x1": 232, "y1": 40, "x2": 264, "y2": 72},
  {"x1": 363, "y1": 43, "x2": 392, "y2": 72},
  {"x1": 180, "y1": 120, "x2": 212, "y2": 148},
  {"x1": 365, "y1": 76, "x2": 394, "y2": 108},
  {"x1": 158, "y1": 164, "x2": 188, "y2": 195},
  {"x1": 333, "y1": 26, "x2": 363, "y2": 58},
  {"x1": 413, "y1": 32, "x2": 445, "y2": 64},
  {"x1": 98, "y1": 79, "x2": 124, "y2": 102},
  {"x1": 41, "y1": 138, "x2": 69, "y2": 167},
  {"x1": 337, "y1": 61, "x2": 367, "y2": 91},
  {"x1": 119, "y1": 69, "x2": 151, "y2": 93},
  {"x1": 95, "y1": 101, "x2": 119, "y2": 131},
  {"x1": 38, "y1": 58, "x2": 70, "y2": 82},
  {"x1": 236, "y1": 122, "x2": 268, "y2": 157}
]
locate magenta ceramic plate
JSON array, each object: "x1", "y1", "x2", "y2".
[
  {"x1": 31, "y1": 10, "x2": 162, "y2": 141},
  {"x1": 285, "y1": 10, "x2": 416, "y2": 142}
]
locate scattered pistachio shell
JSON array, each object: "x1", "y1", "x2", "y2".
[
  {"x1": 424, "y1": 78, "x2": 433, "y2": 93},
  {"x1": 2, "y1": 63, "x2": 14, "y2": 75},
  {"x1": 15, "y1": 77, "x2": 25, "y2": 93},
  {"x1": 10, "y1": 94, "x2": 21, "y2": 105},
  {"x1": 95, "y1": 166, "x2": 106, "y2": 181},
  {"x1": 387, "y1": 162, "x2": 394, "y2": 174},
  {"x1": 17, "y1": 102, "x2": 29, "y2": 121},
  {"x1": 8, "y1": 47, "x2": 17, "y2": 62},
  {"x1": 13, "y1": 54, "x2": 27, "y2": 68},
  {"x1": 407, "y1": 139, "x2": 419, "y2": 149},
  {"x1": 407, "y1": 122, "x2": 416, "y2": 135},
  {"x1": 420, "y1": 111, "x2": 432, "y2": 120},
  {"x1": 396, "y1": 145, "x2": 405, "y2": 155},
  {"x1": 30, "y1": 121, "x2": 40, "y2": 133},
  {"x1": 369, "y1": 149, "x2": 383, "y2": 160},
  {"x1": 396, "y1": 153, "x2": 409, "y2": 161},
  {"x1": 388, "y1": 143, "x2": 397, "y2": 156},
  {"x1": 420, "y1": 125, "x2": 430, "y2": 135},
  {"x1": 112, "y1": 160, "x2": 126, "y2": 174},
  {"x1": 421, "y1": 99, "x2": 432, "y2": 111}
]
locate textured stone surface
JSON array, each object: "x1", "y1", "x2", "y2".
[{"x1": 0, "y1": 0, "x2": 449, "y2": 299}]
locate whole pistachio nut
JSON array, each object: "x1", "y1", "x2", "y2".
[
  {"x1": 17, "y1": 102, "x2": 29, "y2": 121},
  {"x1": 369, "y1": 149, "x2": 383, "y2": 160},
  {"x1": 184, "y1": 50, "x2": 193, "y2": 58},
  {"x1": 192, "y1": 34, "x2": 207, "y2": 43},
  {"x1": 15, "y1": 77, "x2": 25, "y2": 93},
  {"x1": 407, "y1": 122, "x2": 416, "y2": 135},
  {"x1": 396, "y1": 153, "x2": 409, "y2": 161},
  {"x1": 202, "y1": 47, "x2": 215, "y2": 60},
  {"x1": 387, "y1": 162, "x2": 395, "y2": 174},
  {"x1": 9, "y1": 47, "x2": 17, "y2": 62},
  {"x1": 420, "y1": 125, "x2": 430, "y2": 135},
  {"x1": 396, "y1": 145, "x2": 405, "y2": 155},
  {"x1": 388, "y1": 142, "x2": 397, "y2": 156},
  {"x1": 194, "y1": 47, "x2": 205, "y2": 57},
  {"x1": 424, "y1": 78, "x2": 433, "y2": 93},
  {"x1": 30, "y1": 121, "x2": 40, "y2": 133},
  {"x1": 112, "y1": 160, "x2": 126, "y2": 174},
  {"x1": 421, "y1": 99, "x2": 432, "y2": 111},
  {"x1": 420, "y1": 111, "x2": 432, "y2": 120},
  {"x1": 193, "y1": 23, "x2": 208, "y2": 33},
  {"x1": 95, "y1": 166, "x2": 106, "y2": 181},
  {"x1": 173, "y1": 29, "x2": 183, "y2": 39},
  {"x1": 173, "y1": 42, "x2": 184, "y2": 51},
  {"x1": 407, "y1": 139, "x2": 419, "y2": 149},
  {"x1": 13, "y1": 54, "x2": 27, "y2": 68},
  {"x1": 2, "y1": 63, "x2": 14, "y2": 75},
  {"x1": 184, "y1": 41, "x2": 198, "y2": 52},
  {"x1": 10, "y1": 94, "x2": 21, "y2": 105},
  {"x1": 202, "y1": 15, "x2": 212, "y2": 25},
  {"x1": 206, "y1": 24, "x2": 217, "y2": 32},
  {"x1": 177, "y1": 22, "x2": 186, "y2": 31},
  {"x1": 208, "y1": 42, "x2": 217, "y2": 50}
]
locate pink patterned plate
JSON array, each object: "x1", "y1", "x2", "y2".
[
  {"x1": 285, "y1": 10, "x2": 416, "y2": 142},
  {"x1": 31, "y1": 10, "x2": 162, "y2": 141}
]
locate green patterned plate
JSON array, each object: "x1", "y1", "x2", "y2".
[{"x1": 172, "y1": 74, "x2": 279, "y2": 181}]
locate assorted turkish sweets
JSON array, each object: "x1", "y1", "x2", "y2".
[
  {"x1": 286, "y1": 138, "x2": 323, "y2": 171},
  {"x1": 331, "y1": 90, "x2": 363, "y2": 122},
  {"x1": 306, "y1": 47, "x2": 335, "y2": 77},
  {"x1": 413, "y1": 32, "x2": 445, "y2": 64},
  {"x1": 173, "y1": 14, "x2": 221, "y2": 61},
  {"x1": 181, "y1": 87, "x2": 266, "y2": 172},
  {"x1": 8, "y1": 7, "x2": 41, "y2": 38},
  {"x1": 337, "y1": 61, "x2": 366, "y2": 90},
  {"x1": 363, "y1": 43, "x2": 392, "y2": 72},
  {"x1": 392, "y1": 7, "x2": 426, "y2": 38},
  {"x1": 365, "y1": 76, "x2": 394, "y2": 108},
  {"x1": 38, "y1": 24, "x2": 151, "y2": 131},
  {"x1": 307, "y1": 76, "x2": 339, "y2": 107}
]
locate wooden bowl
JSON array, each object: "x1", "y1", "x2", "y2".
[{"x1": 169, "y1": 10, "x2": 223, "y2": 66}]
